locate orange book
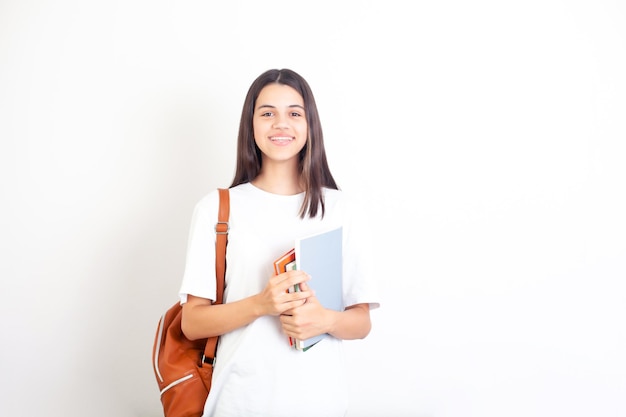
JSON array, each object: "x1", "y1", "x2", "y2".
[
  {"x1": 273, "y1": 248, "x2": 297, "y2": 347},
  {"x1": 273, "y1": 248, "x2": 295, "y2": 276}
]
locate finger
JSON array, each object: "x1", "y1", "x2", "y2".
[
  {"x1": 286, "y1": 269, "x2": 309, "y2": 280},
  {"x1": 286, "y1": 289, "x2": 312, "y2": 304},
  {"x1": 280, "y1": 272, "x2": 311, "y2": 293}
]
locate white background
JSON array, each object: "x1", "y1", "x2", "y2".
[{"x1": 1, "y1": 1, "x2": 625, "y2": 416}]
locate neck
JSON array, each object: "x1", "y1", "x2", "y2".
[{"x1": 252, "y1": 164, "x2": 303, "y2": 195}]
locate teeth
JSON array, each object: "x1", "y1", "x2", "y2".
[{"x1": 270, "y1": 137, "x2": 293, "y2": 141}]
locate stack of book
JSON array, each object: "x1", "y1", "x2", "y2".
[{"x1": 272, "y1": 227, "x2": 343, "y2": 351}]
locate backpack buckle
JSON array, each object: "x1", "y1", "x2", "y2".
[{"x1": 215, "y1": 221, "x2": 229, "y2": 235}]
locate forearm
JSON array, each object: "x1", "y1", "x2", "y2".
[
  {"x1": 327, "y1": 303, "x2": 371, "y2": 340},
  {"x1": 181, "y1": 295, "x2": 263, "y2": 340}
]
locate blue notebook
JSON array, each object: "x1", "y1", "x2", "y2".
[{"x1": 294, "y1": 226, "x2": 343, "y2": 350}]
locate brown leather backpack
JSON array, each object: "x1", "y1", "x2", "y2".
[{"x1": 152, "y1": 188, "x2": 229, "y2": 417}]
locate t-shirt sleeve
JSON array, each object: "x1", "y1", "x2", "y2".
[
  {"x1": 341, "y1": 194, "x2": 381, "y2": 310},
  {"x1": 178, "y1": 191, "x2": 220, "y2": 304}
]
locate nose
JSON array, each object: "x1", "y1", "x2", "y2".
[{"x1": 272, "y1": 113, "x2": 289, "y2": 129}]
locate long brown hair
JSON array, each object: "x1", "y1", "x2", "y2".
[{"x1": 230, "y1": 69, "x2": 339, "y2": 218}]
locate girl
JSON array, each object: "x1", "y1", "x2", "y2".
[{"x1": 179, "y1": 68, "x2": 380, "y2": 417}]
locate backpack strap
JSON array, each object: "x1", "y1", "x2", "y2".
[
  {"x1": 201, "y1": 188, "x2": 230, "y2": 365},
  {"x1": 214, "y1": 188, "x2": 230, "y2": 304}
]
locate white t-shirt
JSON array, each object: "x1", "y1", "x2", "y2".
[{"x1": 179, "y1": 183, "x2": 380, "y2": 417}]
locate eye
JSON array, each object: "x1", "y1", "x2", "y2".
[
  {"x1": 290, "y1": 111, "x2": 303, "y2": 117},
  {"x1": 260, "y1": 111, "x2": 273, "y2": 117}
]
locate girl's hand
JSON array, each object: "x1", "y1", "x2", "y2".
[
  {"x1": 258, "y1": 270, "x2": 312, "y2": 316},
  {"x1": 279, "y1": 281, "x2": 333, "y2": 341}
]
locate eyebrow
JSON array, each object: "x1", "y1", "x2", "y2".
[{"x1": 256, "y1": 104, "x2": 305, "y2": 111}]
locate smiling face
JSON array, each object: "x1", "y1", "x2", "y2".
[{"x1": 253, "y1": 83, "x2": 308, "y2": 167}]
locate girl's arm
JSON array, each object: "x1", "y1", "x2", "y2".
[
  {"x1": 327, "y1": 303, "x2": 371, "y2": 340},
  {"x1": 181, "y1": 270, "x2": 312, "y2": 340}
]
